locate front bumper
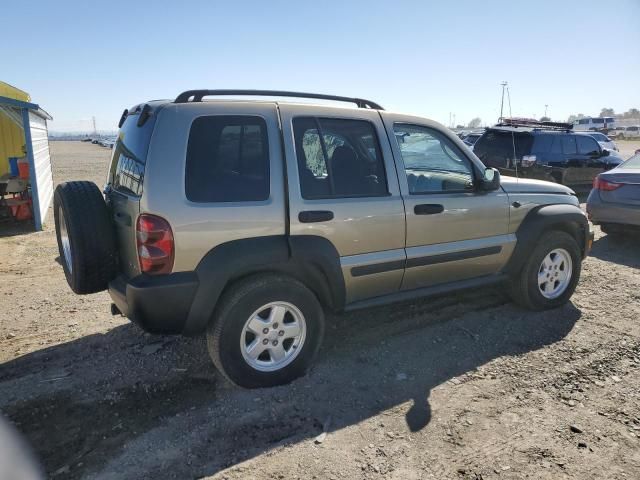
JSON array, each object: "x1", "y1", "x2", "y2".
[{"x1": 109, "y1": 272, "x2": 199, "y2": 334}]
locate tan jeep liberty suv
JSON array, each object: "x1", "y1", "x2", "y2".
[{"x1": 54, "y1": 90, "x2": 593, "y2": 388}]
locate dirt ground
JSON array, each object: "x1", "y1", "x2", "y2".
[{"x1": 1, "y1": 140, "x2": 639, "y2": 480}]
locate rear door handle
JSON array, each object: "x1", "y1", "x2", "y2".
[
  {"x1": 414, "y1": 204, "x2": 444, "y2": 215},
  {"x1": 298, "y1": 210, "x2": 334, "y2": 223}
]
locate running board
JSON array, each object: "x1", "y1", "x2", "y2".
[{"x1": 344, "y1": 274, "x2": 508, "y2": 312}]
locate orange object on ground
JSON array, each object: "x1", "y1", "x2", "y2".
[
  {"x1": 4, "y1": 198, "x2": 32, "y2": 221},
  {"x1": 18, "y1": 158, "x2": 29, "y2": 179}
]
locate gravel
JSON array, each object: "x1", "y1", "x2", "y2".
[{"x1": 1, "y1": 141, "x2": 639, "y2": 480}]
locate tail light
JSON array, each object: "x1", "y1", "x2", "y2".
[
  {"x1": 136, "y1": 214, "x2": 174, "y2": 274},
  {"x1": 593, "y1": 175, "x2": 622, "y2": 191}
]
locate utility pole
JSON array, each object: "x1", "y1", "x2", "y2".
[
  {"x1": 544, "y1": 104, "x2": 549, "y2": 118},
  {"x1": 499, "y1": 81, "x2": 508, "y2": 121},
  {"x1": 92, "y1": 116, "x2": 97, "y2": 136}
]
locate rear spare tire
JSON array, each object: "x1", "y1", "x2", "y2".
[{"x1": 54, "y1": 181, "x2": 118, "y2": 294}]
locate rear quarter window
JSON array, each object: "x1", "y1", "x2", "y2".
[
  {"x1": 109, "y1": 112, "x2": 157, "y2": 196},
  {"x1": 185, "y1": 116, "x2": 269, "y2": 203}
]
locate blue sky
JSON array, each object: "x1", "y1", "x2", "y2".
[{"x1": 4, "y1": 0, "x2": 639, "y2": 132}]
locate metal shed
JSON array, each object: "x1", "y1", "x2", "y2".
[{"x1": 0, "y1": 90, "x2": 54, "y2": 231}]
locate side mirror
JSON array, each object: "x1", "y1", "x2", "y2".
[
  {"x1": 479, "y1": 167, "x2": 500, "y2": 191},
  {"x1": 601, "y1": 149, "x2": 610, "y2": 157}
]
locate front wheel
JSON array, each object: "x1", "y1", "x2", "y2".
[
  {"x1": 207, "y1": 274, "x2": 325, "y2": 388},
  {"x1": 509, "y1": 231, "x2": 581, "y2": 311}
]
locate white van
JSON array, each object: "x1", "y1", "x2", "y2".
[{"x1": 573, "y1": 117, "x2": 616, "y2": 132}]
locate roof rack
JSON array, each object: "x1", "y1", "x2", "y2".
[
  {"x1": 497, "y1": 117, "x2": 573, "y2": 131},
  {"x1": 174, "y1": 89, "x2": 384, "y2": 110}
]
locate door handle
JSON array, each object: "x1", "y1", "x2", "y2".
[
  {"x1": 114, "y1": 211, "x2": 131, "y2": 226},
  {"x1": 414, "y1": 204, "x2": 444, "y2": 215},
  {"x1": 298, "y1": 210, "x2": 334, "y2": 223}
]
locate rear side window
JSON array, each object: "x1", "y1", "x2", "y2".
[
  {"x1": 473, "y1": 130, "x2": 534, "y2": 168},
  {"x1": 531, "y1": 135, "x2": 554, "y2": 154},
  {"x1": 185, "y1": 116, "x2": 269, "y2": 202},
  {"x1": 293, "y1": 117, "x2": 388, "y2": 199},
  {"x1": 577, "y1": 135, "x2": 600, "y2": 155},
  {"x1": 562, "y1": 136, "x2": 577, "y2": 154},
  {"x1": 109, "y1": 111, "x2": 157, "y2": 196}
]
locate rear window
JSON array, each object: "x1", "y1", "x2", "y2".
[
  {"x1": 109, "y1": 111, "x2": 157, "y2": 196},
  {"x1": 620, "y1": 154, "x2": 640, "y2": 169},
  {"x1": 185, "y1": 116, "x2": 269, "y2": 203},
  {"x1": 473, "y1": 130, "x2": 534, "y2": 168}
]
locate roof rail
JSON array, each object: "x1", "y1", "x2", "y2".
[
  {"x1": 497, "y1": 117, "x2": 573, "y2": 131},
  {"x1": 174, "y1": 89, "x2": 384, "y2": 110}
]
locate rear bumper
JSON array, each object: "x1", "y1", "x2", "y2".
[
  {"x1": 109, "y1": 272, "x2": 199, "y2": 334},
  {"x1": 587, "y1": 194, "x2": 640, "y2": 227}
]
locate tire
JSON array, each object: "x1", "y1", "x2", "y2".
[
  {"x1": 207, "y1": 274, "x2": 325, "y2": 388},
  {"x1": 509, "y1": 231, "x2": 581, "y2": 311},
  {"x1": 54, "y1": 181, "x2": 118, "y2": 294},
  {"x1": 600, "y1": 223, "x2": 623, "y2": 236}
]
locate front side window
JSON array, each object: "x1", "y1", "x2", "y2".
[
  {"x1": 577, "y1": 136, "x2": 600, "y2": 155},
  {"x1": 185, "y1": 116, "x2": 269, "y2": 202},
  {"x1": 394, "y1": 124, "x2": 474, "y2": 194},
  {"x1": 293, "y1": 117, "x2": 388, "y2": 199}
]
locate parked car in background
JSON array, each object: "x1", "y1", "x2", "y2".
[
  {"x1": 573, "y1": 116, "x2": 616, "y2": 132},
  {"x1": 581, "y1": 132, "x2": 618, "y2": 152},
  {"x1": 473, "y1": 119, "x2": 623, "y2": 189},
  {"x1": 608, "y1": 126, "x2": 626, "y2": 139},
  {"x1": 52, "y1": 90, "x2": 592, "y2": 388},
  {"x1": 462, "y1": 132, "x2": 483, "y2": 149},
  {"x1": 622, "y1": 126, "x2": 640, "y2": 139},
  {"x1": 587, "y1": 152, "x2": 640, "y2": 235}
]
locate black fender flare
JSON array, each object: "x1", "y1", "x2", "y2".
[
  {"x1": 183, "y1": 235, "x2": 345, "y2": 335},
  {"x1": 504, "y1": 203, "x2": 589, "y2": 276}
]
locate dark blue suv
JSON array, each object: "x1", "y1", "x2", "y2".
[{"x1": 473, "y1": 121, "x2": 623, "y2": 189}]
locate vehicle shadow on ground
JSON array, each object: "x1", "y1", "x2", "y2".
[
  {"x1": 589, "y1": 232, "x2": 640, "y2": 269},
  {"x1": 0, "y1": 220, "x2": 35, "y2": 238},
  {"x1": 0, "y1": 289, "x2": 580, "y2": 479}
]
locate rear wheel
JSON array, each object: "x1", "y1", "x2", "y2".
[
  {"x1": 207, "y1": 274, "x2": 325, "y2": 388},
  {"x1": 509, "y1": 231, "x2": 581, "y2": 311},
  {"x1": 54, "y1": 181, "x2": 118, "y2": 294}
]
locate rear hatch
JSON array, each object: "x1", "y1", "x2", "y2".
[
  {"x1": 105, "y1": 105, "x2": 158, "y2": 278},
  {"x1": 473, "y1": 129, "x2": 535, "y2": 174}
]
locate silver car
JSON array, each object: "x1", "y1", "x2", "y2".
[
  {"x1": 580, "y1": 132, "x2": 618, "y2": 152},
  {"x1": 53, "y1": 90, "x2": 593, "y2": 388},
  {"x1": 587, "y1": 152, "x2": 640, "y2": 234}
]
